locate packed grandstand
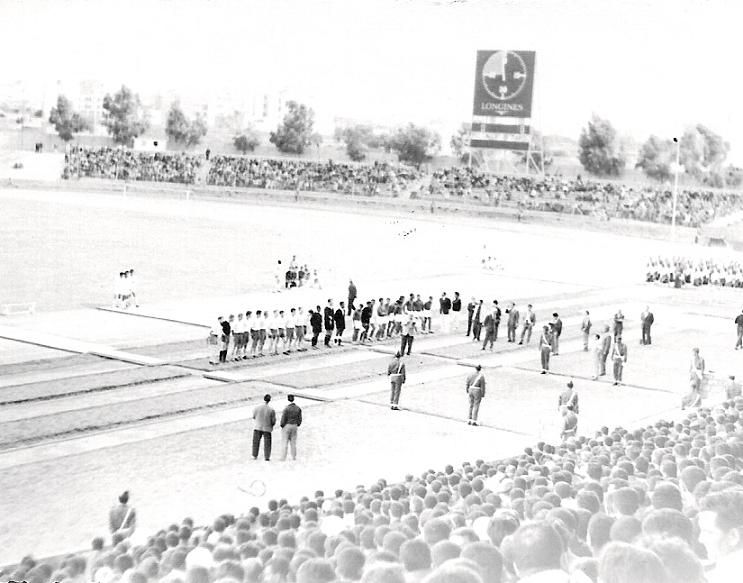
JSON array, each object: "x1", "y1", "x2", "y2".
[
  {"x1": 63, "y1": 146, "x2": 743, "y2": 228},
  {"x1": 4, "y1": 400, "x2": 742, "y2": 583}
]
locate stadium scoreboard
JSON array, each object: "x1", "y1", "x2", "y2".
[{"x1": 471, "y1": 50, "x2": 536, "y2": 151}]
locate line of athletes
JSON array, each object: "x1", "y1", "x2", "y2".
[{"x1": 207, "y1": 296, "x2": 441, "y2": 364}]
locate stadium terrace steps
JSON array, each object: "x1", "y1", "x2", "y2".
[
  {"x1": 0, "y1": 394, "x2": 315, "y2": 471},
  {"x1": 0, "y1": 381, "x2": 275, "y2": 451},
  {"x1": 0, "y1": 375, "x2": 219, "y2": 423},
  {"x1": 0, "y1": 366, "x2": 189, "y2": 405},
  {"x1": 0, "y1": 323, "x2": 165, "y2": 365}
]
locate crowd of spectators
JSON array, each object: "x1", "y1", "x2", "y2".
[
  {"x1": 206, "y1": 157, "x2": 422, "y2": 196},
  {"x1": 61, "y1": 148, "x2": 743, "y2": 227},
  {"x1": 646, "y1": 257, "x2": 743, "y2": 288},
  {"x1": 427, "y1": 169, "x2": 743, "y2": 228},
  {"x1": 63, "y1": 146, "x2": 202, "y2": 184},
  {"x1": 6, "y1": 396, "x2": 743, "y2": 583}
]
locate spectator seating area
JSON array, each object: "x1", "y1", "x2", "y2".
[
  {"x1": 647, "y1": 256, "x2": 743, "y2": 288},
  {"x1": 428, "y1": 168, "x2": 743, "y2": 228},
  {"x1": 206, "y1": 157, "x2": 422, "y2": 196},
  {"x1": 61, "y1": 148, "x2": 743, "y2": 227},
  {"x1": 5, "y1": 397, "x2": 743, "y2": 583},
  {"x1": 64, "y1": 147, "x2": 202, "y2": 184}
]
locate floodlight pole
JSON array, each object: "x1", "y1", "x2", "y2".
[{"x1": 671, "y1": 137, "x2": 680, "y2": 241}]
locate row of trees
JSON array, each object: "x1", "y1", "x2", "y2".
[
  {"x1": 47, "y1": 87, "x2": 443, "y2": 166},
  {"x1": 46, "y1": 87, "x2": 738, "y2": 184},
  {"x1": 579, "y1": 114, "x2": 739, "y2": 187}
]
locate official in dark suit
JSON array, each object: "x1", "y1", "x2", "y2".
[
  {"x1": 640, "y1": 306, "x2": 654, "y2": 345},
  {"x1": 323, "y1": 300, "x2": 335, "y2": 347},
  {"x1": 333, "y1": 303, "x2": 346, "y2": 346},
  {"x1": 310, "y1": 307, "x2": 322, "y2": 348},
  {"x1": 472, "y1": 300, "x2": 483, "y2": 341}
]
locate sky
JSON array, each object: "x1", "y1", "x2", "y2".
[{"x1": 2, "y1": 0, "x2": 742, "y2": 161}]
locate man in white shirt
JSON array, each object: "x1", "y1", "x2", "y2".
[
  {"x1": 249, "y1": 310, "x2": 261, "y2": 358},
  {"x1": 231, "y1": 313, "x2": 245, "y2": 360},
  {"x1": 259, "y1": 311, "x2": 269, "y2": 356},
  {"x1": 283, "y1": 309, "x2": 295, "y2": 354},
  {"x1": 266, "y1": 310, "x2": 278, "y2": 355},
  {"x1": 295, "y1": 307, "x2": 306, "y2": 351}
]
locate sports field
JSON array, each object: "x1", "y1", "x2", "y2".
[{"x1": 0, "y1": 186, "x2": 739, "y2": 564}]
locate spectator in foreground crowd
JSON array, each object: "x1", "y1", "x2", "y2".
[
  {"x1": 9, "y1": 389, "x2": 743, "y2": 583},
  {"x1": 108, "y1": 491, "x2": 136, "y2": 540}
]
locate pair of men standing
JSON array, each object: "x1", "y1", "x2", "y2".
[
  {"x1": 252, "y1": 394, "x2": 303, "y2": 461},
  {"x1": 388, "y1": 352, "x2": 488, "y2": 426}
]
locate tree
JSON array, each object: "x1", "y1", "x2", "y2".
[
  {"x1": 48, "y1": 95, "x2": 90, "y2": 142},
  {"x1": 166, "y1": 103, "x2": 208, "y2": 147},
  {"x1": 339, "y1": 125, "x2": 375, "y2": 162},
  {"x1": 679, "y1": 124, "x2": 729, "y2": 180},
  {"x1": 578, "y1": 115, "x2": 626, "y2": 176},
  {"x1": 233, "y1": 127, "x2": 260, "y2": 154},
  {"x1": 165, "y1": 102, "x2": 190, "y2": 144},
  {"x1": 635, "y1": 135, "x2": 675, "y2": 182},
  {"x1": 102, "y1": 85, "x2": 149, "y2": 146},
  {"x1": 269, "y1": 101, "x2": 316, "y2": 155},
  {"x1": 186, "y1": 113, "x2": 208, "y2": 147},
  {"x1": 388, "y1": 123, "x2": 441, "y2": 167},
  {"x1": 450, "y1": 123, "x2": 470, "y2": 162}
]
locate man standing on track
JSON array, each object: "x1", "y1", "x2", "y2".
[
  {"x1": 310, "y1": 307, "x2": 322, "y2": 349},
  {"x1": 600, "y1": 324, "x2": 612, "y2": 376},
  {"x1": 220, "y1": 315, "x2": 232, "y2": 364},
  {"x1": 467, "y1": 297, "x2": 476, "y2": 337},
  {"x1": 473, "y1": 299, "x2": 484, "y2": 342},
  {"x1": 549, "y1": 313, "x2": 562, "y2": 356},
  {"x1": 592, "y1": 333, "x2": 603, "y2": 380},
  {"x1": 400, "y1": 312, "x2": 418, "y2": 356},
  {"x1": 640, "y1": 306, "x2": 654, "y2": 345},
  {"x1": 452, "y1": 292, "x2": 462, "y2": 330},
  {"x1": 388, "y1": 352, "x2": 406, "y2": 410},
  {"x1": 323, "y1": 299, "x2": 335, "y2": 348},
  {"x1": 481, "y1": 306, "x2": 497, "y2": 351},
  {"x1": 252, "y1": 394, "x2": 276, "y2": 461},
  {"x1": 208, "y1": 317, "x2": 222, "y2": 365},
  {"x1": 348, "y1": 280, "x2": 357, "y2": 315},
  {"x1": 439, "y1": 292, "x2": 452, "y2": 333},
  {"x1": 506, "y1": 302, "x2": 520, "y2": 343},
  {"x1": 519, "y1": 304, "x2": 536, "y2": 345},
  {"x1": 539, "y1": 325, "x2": 552, "y2": 374},
  {"x1": 466, "y1": 365, "x2": 486, "y2": 426},
  {"x1": 279, "y1": 394, "x2": 302, "y2": 461},
  {"x1": 611, "y1": 335, "x2": 628, "y2": 386},
  {"x1": 581, "y1": 310, "x2": 592, "y2": 352},
  {"x1": 613, "y1": 309, "x2": 625, "y2": 340},
  {"x1": 334, "y1": 302, "x2": 346, "y2": 346},
  {"x1": 492, "y1": 300, "x2": 502, "y2": 342},
  {"x1": 423, "y1": 296, "x2": 434, "y2": 334},
  {"x1": 734, "y1": 308, "x2": 743, "y2": 350}
]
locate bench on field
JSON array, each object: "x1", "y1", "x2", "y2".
[{"x1": 1, "y1": 302, "x2": 36, "y2": 316}]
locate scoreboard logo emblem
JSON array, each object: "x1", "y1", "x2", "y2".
[{"x1": 481, "y1": 50, "x2": 528, "y2": 101}]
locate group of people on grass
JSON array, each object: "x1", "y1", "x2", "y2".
[{"x1": 646, "y1": 256, "x2": 743, "y2": 288}]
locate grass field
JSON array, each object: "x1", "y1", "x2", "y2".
[{"x1": 0, "y1": 186, "x2": 741, "y2": 564}]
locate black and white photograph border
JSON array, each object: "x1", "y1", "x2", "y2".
[{"x1": 1, "y1": 1, "x2": 743, "y2": 582}]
